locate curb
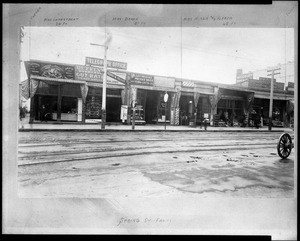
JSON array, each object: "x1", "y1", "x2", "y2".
[{"x1": 18, "y1": 128, "x2": 284, "y2": 132}]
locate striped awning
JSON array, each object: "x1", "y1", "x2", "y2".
[{"x1": 182, "y1": 81, "x2": 195, "y2": 88}]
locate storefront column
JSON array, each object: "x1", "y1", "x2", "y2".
[
  {"x1": 171, "y1": 90, "x2": 181, "y2": 125},
  {"x1": 245, "y1": 93, "x2": 254, "y2": 127},
  {"x1": 282, "y1": 101, "x2": 287, "y2": 127},
  {"x1": 126, "y1": 86, "x2": 137, "y2": 125},
  {"x1": 209, "y1": 87, "x2": 221, "y2": 126},
  {"x1": 231, "y1": 100, "x2": 235, "y2": 124},
  {"x1": 29, "y1": 97, "x2": 35, "y2": 123},
  {"x1": 193, "y1": 92, "x2": 200, "y2": 127},
  {"x1": 57, "y1": 84, "x2": 62, "y2": 122},
  {"x1": 82, "y1": 102, "x2": 86, "y2": 123}
]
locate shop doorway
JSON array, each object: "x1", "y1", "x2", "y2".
[
  {"x1": 145, "y1": 90, "x2": 159, "y2": 124},
  {"x1": 179, "y1": 95, "x2": 194, "y2": 125},
  {"x1": 106, "y1": 97, "x2": 122, "y2": 122}
]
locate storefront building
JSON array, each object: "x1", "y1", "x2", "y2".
[
  {"x1": 20, "y1": 59, "x2": 294, "y2": 127},
  {"x1": 235, "y1": 78, "x2": 294, "y2": 127}
]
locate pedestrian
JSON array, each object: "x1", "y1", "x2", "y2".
[
  {"x1": 40, "y1": 105, "x2": 46, "y2": 122},
  {"x1": 19, "y1": 106, "x2": 25, "y2": 120}
]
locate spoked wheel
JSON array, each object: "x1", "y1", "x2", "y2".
[{"x1": 277, "y1": 133, "x2": 292, "y2": 159}]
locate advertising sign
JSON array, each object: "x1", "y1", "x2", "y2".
[
  {"x1": 130, "y1": 73, "x2": 154, "y2": 86},
  {"x1": 75, "y1": 65, "x2": 102, "y2": 82},
  {"x1": 154, "y1": 76, "x2": 175, "y2": 88},
  {"x1": 25, "y1": 61, "x2": 75, "y2": 79},
  {"x1": 120, "y1": 105, "x2": 128, "y2": 123},
  {"x1": 86, "y1": 57, "x2": 127, "y2": 70}
]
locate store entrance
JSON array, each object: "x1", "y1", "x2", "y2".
[
  {"x1": 179, "y1": 95, "x2": 194, "y2": 125},
  {"x1": 106, "y1": 97, "x2": 122, "y2": 122},
  {"x1": 145, "y1": 90, "x2": 159, "y2": 124}
]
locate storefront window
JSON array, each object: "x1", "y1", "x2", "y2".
[
  {"x1": 86, "y1": 95, "x2": 102, "y2": 119},
  {"x1": 61, "y1": 97, "x2": 77, "y2": 113}
]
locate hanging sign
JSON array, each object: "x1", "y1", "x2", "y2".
[
  {"x1": 164, "y1": 92, "x2": 169, "y2": 102},
  {"x1": 107, "y1": 71, "x2": 126, "y2": 84}
]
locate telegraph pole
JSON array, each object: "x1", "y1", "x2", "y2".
[
  {"x1": 90, "y1": 31, "x2": 109, "y2": 129},
  {"x1": 267, "y1": 67, "x2": 280, "y2": 131},
  {"x1": 101, "y1": 37, "x2": 108, "y2": 130}
]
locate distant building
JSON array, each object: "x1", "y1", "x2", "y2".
[{"x1": 236, "y1": 61, "x2": 295, "y2": 90}]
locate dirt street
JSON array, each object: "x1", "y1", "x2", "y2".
[{"x1": 18, "y1": 131, "x2": 294, "y2": 198}]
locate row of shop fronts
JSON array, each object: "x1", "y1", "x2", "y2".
[{"x1": 20, "y1": 60, "x2": 294, "y2": 127}]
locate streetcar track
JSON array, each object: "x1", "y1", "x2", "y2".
[
  {"x1": 18, "y1": 144, "x2": 276, "y2": 167},
  {"x1": 18, "y1": 142, "x2": 276, "y2": 158},
  {"x1": 18, "y1": 136, "x2": 279, "y2": 147}
]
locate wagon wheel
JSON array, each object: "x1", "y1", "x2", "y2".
[{"x1": 277, "y1": 133, "x2": 292, "y2": 159}]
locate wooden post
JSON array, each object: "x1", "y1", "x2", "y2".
[
  {"x1": 57, "y1": 84, "x2": 62, "y2": 122},
  {"x1": 267, "y1": 67, "x2": 280, "y2": 131},
  {"x1": 29, "y1": 97, "x2": 34, "y2": 123},
  {"x1": 82, "y1": 101, "x2": 86, "y2": 123}
]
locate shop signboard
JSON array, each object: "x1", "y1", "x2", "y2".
[
  {"x1": 120, "y1": 105, "x2": 128, "y2": 123},
  {"x1": 86, "y1": 57, "x2": 127, "y2": 70},
  {"x1": 130, "y1": 73, "x2": 154, "y2": 86},
  {"x1": 25, "y1": 61, "x2": 75, "y2": 79},
  {"x1": 154, "y1": 76, "x2": 175, "y2": 88},
  {"x1": 75, "y1": 65, "x2": 125, "y2": 85},
  {"x1": 75, "y1": 65, "x2": 102, "y2": 82}
]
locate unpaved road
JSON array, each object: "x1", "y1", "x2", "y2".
[{"x1": 18, "y1": 131, "x2": 295, "y2": 198}]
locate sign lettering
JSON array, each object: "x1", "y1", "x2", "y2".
[
  {"x1": 107, "y1": 71, "x2": 126, "y2": 84},
  {"x1": 86, "y1": 57, "x2": 127, "y2": 70},
  {"x1": 75, "y1": 65, "x2": 102, "y2": 82},
  {"x1": 130, "y1": 73, "x2": 154, "y2": 86}
]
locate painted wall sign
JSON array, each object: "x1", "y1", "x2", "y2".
[
  {"x1": 154, "y1": 76, "x2": 175, "y2": 88},
  {"x1": 25, "y1": 61, "x2": 75, "y2": 79},
  {"x1": 75, "y1": 65, "x2": 102, "y2": 82},
  {"x1": 130, "y1": 73, "x2": 154, "y2": 86},
  {"x1": 86, "y1": 57, "x2": 127, "y2": 70}
]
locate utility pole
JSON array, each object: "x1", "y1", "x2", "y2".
[
  {"x1": 90, "y1": 33, "x2": 108, "y2": 129},
  {"x1": 267, "y1": 67, "x2": 280, "y2": 131},
  {"x1": 102, "y1": 38, "x2": 108, "y2": 130},
  {"x1": 164, "y1": 92, "x2": 169, "y2": 131}
]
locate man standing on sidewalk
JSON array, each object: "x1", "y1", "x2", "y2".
[{"x1": 40, "y1": 105, "x2": 46, "y2": 122}]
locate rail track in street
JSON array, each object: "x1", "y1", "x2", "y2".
[{"x1": 18, "y1": 131, "x2": 291, "y2": 167}]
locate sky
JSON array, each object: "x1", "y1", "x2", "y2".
[{"x1": 20, "y1": 27, "x2": 294, "y2": 85}]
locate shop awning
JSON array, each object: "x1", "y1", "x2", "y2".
[
  {"x1": 20, "y1": 75, "x2": 89, "y2": 103},
  {"x1": 30, "y1": 75, "x2": 87, "y2": 85}
]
